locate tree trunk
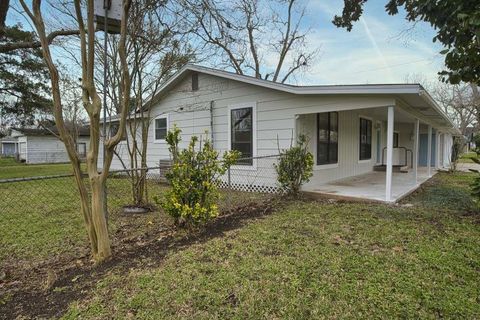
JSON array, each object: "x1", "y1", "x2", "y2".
[
  {"x1": 0, "y1": 0, "x2": 9, "y2": 32},
  {"x1": 71, "y1": 161, "x2": 98, "y2": 256},
  {"x1": 90, "y1": 176, "x2": 111, "y2": 262}
]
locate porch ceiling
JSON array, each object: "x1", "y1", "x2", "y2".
[
  {"x1": 395, "y1": 93, "x2": 458, "y2": 134},
  {"x1": 366, "y1": 106, "x2": 416, "y2": 123}
]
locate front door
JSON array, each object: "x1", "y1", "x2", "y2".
[{"x1": 419, "y1": 133, "x2": 437, "y2": 166}]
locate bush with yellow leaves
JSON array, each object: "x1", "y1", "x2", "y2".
[{"x1": 159, "y1": 125, "x2": 239, "y2": 227}]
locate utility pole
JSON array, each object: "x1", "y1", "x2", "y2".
[
  {"x1": 94, "y1": 0, "x2": 121, "y2": 222},
  {"x1": 102, "y1": 0, "x2": 109, "y2": 222}
]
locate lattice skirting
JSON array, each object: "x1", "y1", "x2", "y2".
[{"x1": 218, "y1": 181, "x2": 279, "y2": 194}]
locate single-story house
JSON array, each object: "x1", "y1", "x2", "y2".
[
  {"x1": 10, "y1": 126, "x2": 90, "y2": 164},
  {"x1": 0, "y1": 136, "x2": 18, "y2": 157},
  {"x1": 101, "y1": 64, "x2": 459, "y2": 203}
]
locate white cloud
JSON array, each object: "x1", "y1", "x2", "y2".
[{"x1": 295, "y1": 0, "x2": 446, "y2": 86}]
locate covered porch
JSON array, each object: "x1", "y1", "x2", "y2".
[
  {"x1": 304, "y1": 167, "x2": 433, "y2": 203},
  {"x1": 296, "y1": 92, "x2": 457, "y2": 203}
]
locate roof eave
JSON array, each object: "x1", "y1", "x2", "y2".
[{"x1": 418, "y1": 89, "x2": 459, "y2": 134}]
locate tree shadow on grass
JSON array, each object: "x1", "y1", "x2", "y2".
[
  {"x1": 402, "y1": 173, "x2": 478, "y2": 215},
  {"x1": 0, "y1": 198, "x2": 280, "y2": 320}
]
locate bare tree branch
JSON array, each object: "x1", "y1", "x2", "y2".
[{"x1": 183, "y1": 0, "x2": 318, "y2": 83}]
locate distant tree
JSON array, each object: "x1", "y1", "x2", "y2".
[
  {"x1": 403, "y1": 73, "x2": 479, "y2": 136},
  {"x1": 0, "y1": 0, "x2": 8, "y2": 32},
  {"x1": 333, "y1": 0, "x2": 480, "y2": 85},
  {"x1": 433, "y1": 82, "x2": 479, "y2": 136},
  {"x1": 0, "y1": 25, "x2": 52, "y2": 127},
  {"x1": 58, "y1": 67, "x2": 87, "y2": 144},
  {"x1": 182, "y1": 0, "x2": 319, "y2": 83}
]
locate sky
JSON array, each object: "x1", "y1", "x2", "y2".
[
  {"x1": 7, "y1": 0, "x2": 446, "y2": 87},
  {"x1": 295, "y1": 0, "x2": 445, "y2": 85}
]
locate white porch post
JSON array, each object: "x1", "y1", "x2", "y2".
[
  {"x1": 427, "y1": 125, "x2": 432, "y2": 177},
  {"x1": 413, "y1": 119, "x2": 420, "y2": 184},
  {"x1": 386, "y1": 106, "x2": 395, "y2": 202},
  {"x1": 436, "y1": 132, "x2": 442, "y2": 169}
]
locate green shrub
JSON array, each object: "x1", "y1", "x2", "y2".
[
  {"x1": 274, "y1": 134, "x2": 314, "y2": 195},
  {"x1": 471, "y1": 176, "x2": 480, "y2": 202},
  {"x1": 159, "y1": 126, "x2": 239, "y2": 227},
  {"x1": 469, "y1": 156, "x2": 480, "y2": 202},
  {"x1": 473, "y1": 134, "x2": 480, "y2": 155}
]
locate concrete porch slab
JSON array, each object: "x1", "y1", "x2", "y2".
[{"x1": 302, "y1": 167, "x2": 434, "y2": 203}]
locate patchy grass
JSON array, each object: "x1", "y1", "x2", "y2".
[
  {"x1": 63, "y1": 172, "x2": 480, "y2": 319},
  {"x1": 405, "y1": 172, "x2": 477, "y2": 212},
  {"x1": 0, "y1": 172, "x2": 267, "y2": 270},
  {"x1": 458, "y1": 152, "x2": 477, "y2": 163},
  {"x1": 0, "y1": 157, "x2": 24, "y2": 167},
  {"x1": 0, "y1": 157, "x2": 86, "y2": 179}
]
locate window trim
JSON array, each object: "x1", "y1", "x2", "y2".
[
  {"x1": 227, "y1": 102, "x2": 257, "y2": 169},
  {"x1": 359, "y1": 116, "x2": 373, "y2": 161},
  {"x1": 153, "y1": 114, "x2": 169, "y2": 143},
  {"x1": 315, "y1": 111, "x2": 339, "y2": 167}
]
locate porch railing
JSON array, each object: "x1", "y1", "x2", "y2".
[{"x1": 381, "y1": 147, "x2": 413, "y2": 167}]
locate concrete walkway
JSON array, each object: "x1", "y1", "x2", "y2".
[{"x1": 456, "y1": 162, "x2": 480, "y2": 172}]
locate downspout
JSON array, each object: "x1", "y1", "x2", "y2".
[
  {"x1": 25, "y1": 136, "x2": 28, "y2": 164},
  {"x1": 210, "y1": 100, "x2": 214, "y2": 145}
]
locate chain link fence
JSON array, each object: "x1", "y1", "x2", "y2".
[
  {"x1": 0, "y1": 155, "x2": 280, "y2": 218},
  {"x1": 3, "y1": 151, "x2": 87, "y2": 164}
]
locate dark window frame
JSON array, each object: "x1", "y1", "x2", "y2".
[
  {"x1": 154, "y1": 116, "x2": 168, "y2": 141},
  {"x1": 109, "y1": 123, "x2": 126, "y2": 141},
  {"x1": 316, "y1": 112, "x2": 338, "y2": 165},
  {"x1": 393, "y1": 132, "x2": 399, "y2": 148},
  {"x1": 359, "y1": 117, "x2": 372, "y2": 160},
  {"x1": 230, "y1": 106, "x2": 254, "y2": 166}
]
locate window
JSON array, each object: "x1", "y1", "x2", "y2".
[
  {"x1": 192, "y1": 72, "x2": 199, "y2": 91},
  {"x1": 154, "y1": 116, "x2": 168, "y2": 141},
  {"x1": 317, "y1": 112, "x2": 338, "y2": 165},
  {"x1": 109, "y1": 123, "x2": 126, "y2": 140},
  {"x1": 230, "y1": 106, "x2": 253, "y2": 165},
  {"x1": 77, "y1": 142, "x2": 86, "y2": 157},
  {"x1": 393, "y1": 132, "x2": 399, "y2": 148},
  {"x1": 359, "y1": 117, "x2": 372, "y2": 160}
]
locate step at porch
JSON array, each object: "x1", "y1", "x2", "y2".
[{"x1": 373, "y1": 165, "x2": 410, "y2": 173}]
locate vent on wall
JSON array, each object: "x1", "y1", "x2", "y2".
[{"x1": 192, "y1": 72, "x2": 199, "y2": 91}]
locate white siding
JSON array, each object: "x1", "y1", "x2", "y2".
[
  {"x1": 24, "y1": 136, "x2": 90, "y2": 164},
  {"x1": 300, "y1": 110, "x2": 389, "y2": 189},
  {"x1": 143, "y1": 74, "x2": 396, "y2": 162},
  {"x1": 100, "y1": 72, "x2": 454, "y2": 190},
  {"x1": 101, "y1": 73, "x2": 395, "y2": 184}
]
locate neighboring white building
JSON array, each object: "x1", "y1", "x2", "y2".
[
  {"x1": 0, "y1": 136, "x2": 18, "y2": 157},
  {"x1": 101, "y1": 64, "x2": 459, "y2": 202},
  {"x1": 9, "y1": 126, "x2": 90, "y2": 164}
]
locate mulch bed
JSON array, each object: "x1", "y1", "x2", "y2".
[{"x1": 0, "y1": 198, "x2": 280, "y2": 319}]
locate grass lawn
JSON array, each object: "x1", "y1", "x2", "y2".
[
  {"x1": 61, "y1": 172, "x2": 480, "y2": 319},
  {"x1": 458, "y1": 152, "x2": 477, "y2": 163},
  {"x1": 0, "y1": 157, "x2": 86, "y2": 179},
  {"x1": 0, "y1": 173, "x2": 268, "y2": 269}
]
